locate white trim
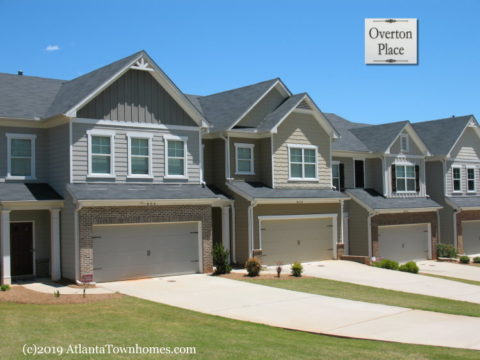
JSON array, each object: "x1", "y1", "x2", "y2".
[
  {"x1": 393, "y1": 163, "x2": 417, "y2": 194},
  {"x1": 382, "y1": 156, "x2": 388, "y2": 196},
  {"x1": 69, "y1": 119, "x2": 73, "y2": 183},
  {"x1": 87, "y1": 130, "x2": 116, "y2": 178},
  {"x1": 258, "y1": 213, "x2": 338, "y2": 260},
  {"x1": 466, "y1": 165, "x2": 476, "y2": 193},
  {"x1": 10, "y1": 220, "x2": 35, "y2": 278},
  {"x1": 271, "y1": 133, "x2": 275, "y2": 187},
  {"x1": 377, "y1": 222, "x2": 432, "y2": 260},
  {"x1": 287, "y1": 144, "x2": 318, "y2": 181},
  {"x1": 73, "y1": 118, "x2": 200, "y2": 132},
  {"x1": 234, "y1": 143, "x2": 255, "y2": 175},
  {"x1": 385, "y1": 123, "x2": 431, "y2": 156},
  {"x1": 126, "y1": 132, "x2": 153, "y2": 178},
  {"x1": 6, "y1": 133, "x2": 37, "y2": 180},
  {"x1": 447, "y1": 116, "x2": 479, "y2": 158},
  {"x1": 452, "y1": 165, "x2": 462, "y2": 193},
  {"x1": 164, "y1": 135, "x2": 188, "y2": 180},
  {"x1": 400, "y1": 133, "x2": 409, "y2": 152},
  {"x1": 199, "y1": 131, "x2": 204, "y2": 184},
  {"x1": 1, "y1": 210, "x2": 11, "y2": 284}
]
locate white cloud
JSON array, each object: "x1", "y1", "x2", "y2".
[{"x1": 45, "y1": 45, "x2": 60, "y2": 51}]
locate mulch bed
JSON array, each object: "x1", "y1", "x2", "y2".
[
  {"x1": 219, "y1": 273, "x2": 311, "y2": 280},
  {"x1": 0, "y1": 286, "x2": 123, "y2": 305}
]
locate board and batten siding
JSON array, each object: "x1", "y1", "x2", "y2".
[
  {"x1": 77, "y1": 70, "x2": 197, "y2": 127},
  {"x1": 47, "y1": 124, "x2": 70, "y2": 195},
  {"x1": 347, "y1": 199, "x2": 370, "y2": 256},
  {"x1": 384, "y1": 156, "x2": 426, "y2": 197},
  {"x1": 236, "y1": 88, "x2": 286, "y2": 128},
  {"x1": 273, "y1": 112, "x2": 331, "y2": 189},
  {"x1": 72, "y1": 122, "x2": 200, "y2": 183},
  {"x1": 0, "y1": 126, "x2": 48, "y2": 182}
]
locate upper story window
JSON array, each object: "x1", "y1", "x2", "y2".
[
  {"x1": 87, "y1": 130, "x2": 115, "y2": 177},
  {"x1": 332, "y1": 162, "x2": 340, "y2": 190},
  {"x1": 394, "y1": 164, "x2": 416, "y2": 193},
  {"x1": 452, "y1": 166, "x2": 462, "y2": 193},
  {"x1": 288, "y1": 144, "x2": 317, "y2": 181},
  {"x1": 6, "y1": 133, "x2": 36, "y2": 179},
  {"x1": 165, "y1": 135, "x2": 188, "y2": 179},
  {"x1": 235, "y1": 143, "x2": 255, "y2": 175},
  {"x1": 127, "y1": 133, "x2": 153, "y2": 178},
  {"x1": 400, "y1": 134, "x2": 409, "y2": 152},
  {"x1": 467, "y1": 167, "x2": 476, "y2": 193}
]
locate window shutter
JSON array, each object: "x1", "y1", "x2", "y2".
[
  {"x1": 339, "y1": 163, "x2": 345, "y2": 191},
  {"x1": 415, "y1": 165, "x2": 420, "y2": 192},
  {"x1": 391, "y1": 165, "x2": 396, "y2": 192}
]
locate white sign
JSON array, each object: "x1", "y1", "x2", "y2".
[{"x1": 365, "y1": 19, "x2": 417, "y2": 64}]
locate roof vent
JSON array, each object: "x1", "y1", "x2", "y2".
[{"x1": 17, "y1": 70, "x2": 23, "y2": 76}]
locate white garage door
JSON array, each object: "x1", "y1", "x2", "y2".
[
  {"x1": 260, "y1": 216, "x2": 334, "y2": 265},
  {"x1": 378, "y1": 224, "x2": 430, "y2": 263},
  {"x1": 462, "y1": 221, "x2": 480, "y2": 255},
  {"x1": 92, "y1": 222, "x2": 200, "y2": 282}
]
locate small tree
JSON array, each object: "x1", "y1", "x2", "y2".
[{"x1": 212, "y1": 243, "x2": 232, "y2": 275}]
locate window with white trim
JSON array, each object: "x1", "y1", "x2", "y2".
[
  {"x1": 452, "y1": 166, "x2": 462, "y2": 192},
  {"x1": 165, "y1": 136, "x2": 187, "y2": 178},
  {"x1": 128, "y1": 133, "x2": 152, "y2": 177},
  {"x1": 467, "y1": 167, "x2": 476, "y2": 193},
  {"x1": 396, "y1": 165, "x2": 415, "y2": 192},
  {"x1": 235, "y1": 143, "x2": 254, "y2": 175},
  {"x1": 7, "y1": 133, "x2": 36, "y2": 179},
  {"x1": 332, "y1": 162, "x2": 340, "y2": 190},
  {"x1": 400, "y1": 134, "x2": 409, "y2": 152},
  {"x1": 88, "y1": 130, "x2": 115, "y2": 176},
  {"x1": 288, "y1": 145, "x2": 317, "y2": 180}
]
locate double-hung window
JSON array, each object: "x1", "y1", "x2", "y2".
[
  {"x1": 165, "y1": 135, "x2": 187, "y2": 179},
  {"x1": 235, "y1": 143, "x2": 254, "y2": 175},
  {"x1": 88, "y1": 130, "x2": 115, "y2": 177},
  {"x1": 7, "y1": 133, "x2": 36, "y2": 179},
  {"x1": 467, "y1": 167, "x2": 476, "y2": 193},
  {"x1": 452, "y1": 166, "x2": 462, "y2": 193},
  {"x1": 395, "y1": 165, "x2": 416, "y2": 192},
  {"x1": 128, "y1": 133, "x2": 153, "y2": 177},
  {"x1": 332, "y1": 162, "x2": 340, "y2": 190},
  {"x1": 288, "y1": 145, "x2": 317, "y2": 180}
]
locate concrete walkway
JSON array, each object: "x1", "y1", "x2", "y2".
[
  {"x1": 418, "y1": 260, "x2": 480, "y2": 282},
  {"x1": 287, "y1": 260, "x2": 480, "y2": 303},
  {"x1": 100, "y1": 274, "x2": 480, "y2": 350},
  {"x1": 18, "y1": 278, "x2": 114, "y2": 294}
]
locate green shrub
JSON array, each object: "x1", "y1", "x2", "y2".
[
  {"x1": 291, "y1": 262, "x2": 303, "y2": 277},
  {"x1": 399, "y1": 261, "x2": 419, "y2": 274},
  {"x1": 245, "y1": 257, "x2": 261, "y2": 277},
  {"x1": 436, "y1": 244, "x2": 458, "y2": 258},
  {"x1": 212, "y1": 243, "x2": 232, "y2": 275},
  {"x1": 0, "y1": 284, "x2": 10, "y2": 291},
  {"x1": 54, "y1": 290, "x2": 60, "y2": 298},
  {"x1": 473, "y1": 257, "x2": 480, "y2": 264},
  {"x1": 373, "y1": 259, "x2": 399, "y2": 270},
  {"x1": 459, "y1": 255, "x2": 470, "y2": 264}
]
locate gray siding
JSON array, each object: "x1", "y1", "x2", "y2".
[
  {"x1": 365, "y1": 158, "x2": 383, "y2": 194},
  {"x1": 61, "y1": 192, "x2": 76, "y2": 281},
  {"x1": 260, "y1": 137, "x2": 272, "y2": 187},
  {"x1": 203, "y1": 138, "x2": 226, "y2": 190},
  {"x1": 347, "y1": 199, "x2": 370, "y2": 256},
  {"x1": 450, "y1": 127, "x2": 480, "y2": 161},
  {"x1": 445, "y1": 161, "x2": 480, "y2": 196},
  {"x1": 0, "y1": 126, "x2": 48, "y2": 182},
  {"x1": 385, "y1": 156, "x2": 427, "y2": 197},
  {"x1": 47, "y1": 124, "x2": 70, "y2": 195},
  {"x1": 273, "y1": 112, "x2": 331, "y2": 189},
  {"x1": 77, "y1": 70, "x2": 197, "y2": 127},
  {"x1": 332, "y1": 156, "x2": 354, "y2": 189},
  {"x1": 11, "y1": 210, "x2": 51, "y2": 277},
  {"x1": 229, "y1": 137, "x2": 272, "y2": 186},
  {"x1": 236, "y1": 88, "x2": 286, "y2": 128},
  {"x1": 72, "y1": 122, "x2": 200, "y2": 183},
  {"x1": 389, "y1": 131, "x2": 423, "y2": 155}
]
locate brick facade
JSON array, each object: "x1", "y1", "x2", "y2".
[
  {"x1": 371, "y1": 211, "x2": 438, "y2": 259},
  {"x1": 455, "y1": 210, "x2": 480, "y2": 254},
  {"x1": 78, "y1": 205, "x2": 213, "y2": 280}
]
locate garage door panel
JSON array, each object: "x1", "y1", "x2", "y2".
[
  {"x1": 462, "y1": 221, "x2": 480, "y2": 255},
  {"x1": 261, "y1": 217, "x2": 333, "y2": 265},
  {"x1": 378, "y1": 224, "x2": 429, "y2": 263},
  {"x1": 92, "y1": 222, "x2": 199, "y2": 282}
]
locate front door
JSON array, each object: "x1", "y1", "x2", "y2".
[{"x1": 10, "y1": 222, "x2": 34, "y2": 276}]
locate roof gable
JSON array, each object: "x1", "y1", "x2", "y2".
[{"x1": 349, "y1": 121, "x2": 410, "y2": 153}]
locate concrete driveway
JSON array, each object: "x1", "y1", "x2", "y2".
[
  {"x1": 417, "y1": 260, "x2": 480, "y2": 282},
  {"x1": 100, "y1": 274, "x2": 480, "y2": 350},
  {"x1": 288, "y1": 260, "x2": 480, "y2": 304}
]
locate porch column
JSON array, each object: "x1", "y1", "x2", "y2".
[
  {"x1": 221, "y1": 207, "x2": 230, "y2": 257},
  {"x1": 50, "y1": 209, "x2": 61, "y2": 281},
  {"x1": 1, "y1": 210, "x2": 11, "y2": 285}
]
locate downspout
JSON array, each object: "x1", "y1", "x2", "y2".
[
  {"x1": 220, "y1": 134, "x2": 233, "y2": 181},
  {"x1": 248, "y1": 200, "x2": 258, "y2": 257},
  {"x1": 230, "y1": 203, "x2": 236, "y2": 264},
  {"x1": 367, "y1": 212, "x2": 374, "y2": 259},
  {"x1": 199, "y1": 128, "x2": 206, "y2": 186},
  {"x1": 339, "y1": 200, "x2": 344, "y2": 259}
]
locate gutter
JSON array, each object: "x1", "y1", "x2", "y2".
[{"x1": 247, "y1": 200, "x2": 258, "y2": 257}]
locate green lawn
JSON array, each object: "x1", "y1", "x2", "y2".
[
  {"x1": 1, "y1": 296, "x2": 478, "y2": 360},
  {"x1": 237, "y1": 276, "x2": 480, "y2": 318},
  {"x1": 420, "y1": 272, "x2": 480, "y2": 287}
]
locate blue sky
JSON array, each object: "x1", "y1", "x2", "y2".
[{"x1": 0, "y1": 0, "x2": 479, "y2": 124}]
